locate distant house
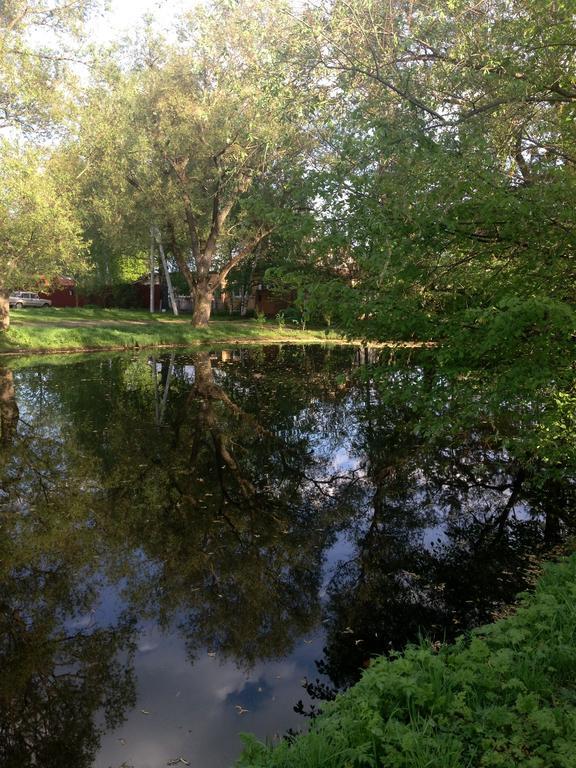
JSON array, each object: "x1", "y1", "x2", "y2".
[
  {"x1": 134, "y1": 273, "x2": 162, "y2": 311},
  {"x1": 158, "y1": 280, "x2": 295, "y2": 317},
  {"x1": 217, "y1": 284, "x2": 295, "y2": 316},
  {"x1": 39, "y1": 277, "x2": 83, "y2": 308},
  {"x1": 96, "y1": 271, "x2": 297, "y2": 316},
  {"x1": 172, "y1": 294, "x2": 194, "y2": 312},
  {"x1": 253, "y1": 285, "x2": 295, "y2": 317}
]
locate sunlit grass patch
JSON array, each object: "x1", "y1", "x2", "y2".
[{"x1": 0, "y1": 307, "x2": 343, "y2": 354}]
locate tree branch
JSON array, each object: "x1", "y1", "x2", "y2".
[
  {"x1": 167, "y1": 219, "x2": 196, "y2": 289},
  {"x1": 205, "y1": 171, "x2": 252, "y2": 260},
  {"x1": 166, "y1": 155, "x2": 201, "y2": 262},
  {"x1": 216, "y1": 229, "x2": 273, "y2": 288}
]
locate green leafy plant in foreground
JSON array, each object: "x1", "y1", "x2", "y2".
[{"x1": 238, "y1": 553, "x2": 576, "y2": 768}]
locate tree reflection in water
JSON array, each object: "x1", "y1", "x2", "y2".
[
  {"x1": 304, "y1": 353, "x2": 576, "y2": 702},
  {"x1": 0, "y1": 366, "x2": 136, "y2": 768},
  {"x1": 0, "y1": 367, "x2": 19, "y2": 446},
  {"x1": 0, "y1": 347, "x2": 573, "y2": 763},
  {"x1": 101, "y1": 348, "x2": 361, "y2": 666}
]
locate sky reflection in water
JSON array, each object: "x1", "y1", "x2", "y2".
[{"x1": 0, "y1": 345, "x2": 574, "y2": 768}]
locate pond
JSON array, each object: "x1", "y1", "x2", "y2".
[{"x1": 0, "y1": 345, "x2": 574, "y2": 768}]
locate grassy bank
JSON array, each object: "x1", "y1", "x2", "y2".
[
  {"x1": 0, "y1": 307, "x2": 344, "y2": 355},
  {"x1": 239, "y1": 553, "x2": 576, "y2": 768}
]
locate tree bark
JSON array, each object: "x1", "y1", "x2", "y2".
[
  {"x1": 192, "y1": 283, "x2": 213, "y2": 327},
  {"x1": 240, "y1": 260, "x2": 256, "y2": 317},
  {"x1": 0, "y1": 290, "x2": 10, "y2": 332}
]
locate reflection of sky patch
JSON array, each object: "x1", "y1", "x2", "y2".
[
  {"x1": 97, "y1": 639, "x2": 320, "y2": 768},
  {"x1": 182, "y1": 364, "x2": 196, "y2": 383}
]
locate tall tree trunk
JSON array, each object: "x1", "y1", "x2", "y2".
[
  {"x1": 0, "y1": 290, "x2": 10, "y2": 332},
  {"x1": 192, "y1": 282, "x2": 213, "y2": 327},
  {"x1": 170, "y1": 224, "x2": 271, "y2": 327},
  {"x1": 240, "y1": 261, "x2": 255, "y2": 317}
]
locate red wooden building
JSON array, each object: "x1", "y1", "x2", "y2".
[{"x1": 39, "y1": 277, "x2": 83, "y2": 308}]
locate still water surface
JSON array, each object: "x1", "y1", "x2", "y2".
[{"x1": 0, "y1": 345, "x2": 574, "y2": 767}]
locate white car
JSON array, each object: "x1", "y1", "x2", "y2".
[{"x1": 9, "y1": 291, "x2": 52, "y2": 308}]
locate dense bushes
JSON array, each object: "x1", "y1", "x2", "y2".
[
  {"x1": 238, "y1": 553, "x2": 576, "y2": 768},
  {"x1": 446, "y1": 297, "x2": 575, "y2": 370}
]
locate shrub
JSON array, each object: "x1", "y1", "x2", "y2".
[{"x1": 253, "y1": 310, "x2": 267, "y2": 324}]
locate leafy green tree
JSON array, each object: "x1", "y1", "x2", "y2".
[
  {"x1": 0, "y1": 1, "x2": 97, "y2": 330},
  {"x1": 278, "y1": 0, "x2": 575, "y2": 351},
  {"x1": 77, "y1": 0, "x2": 313, "y2": 325},
  {"x1": 0, "y1": 143, "x2": 87, "y2": 329},
  {"x1": 0, "y1": 0, "x2": 96, "y2": 135}
]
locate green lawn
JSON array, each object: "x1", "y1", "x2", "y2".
[{"x1": 0, "y1": 307, "x2": 344, "y2": 355}]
